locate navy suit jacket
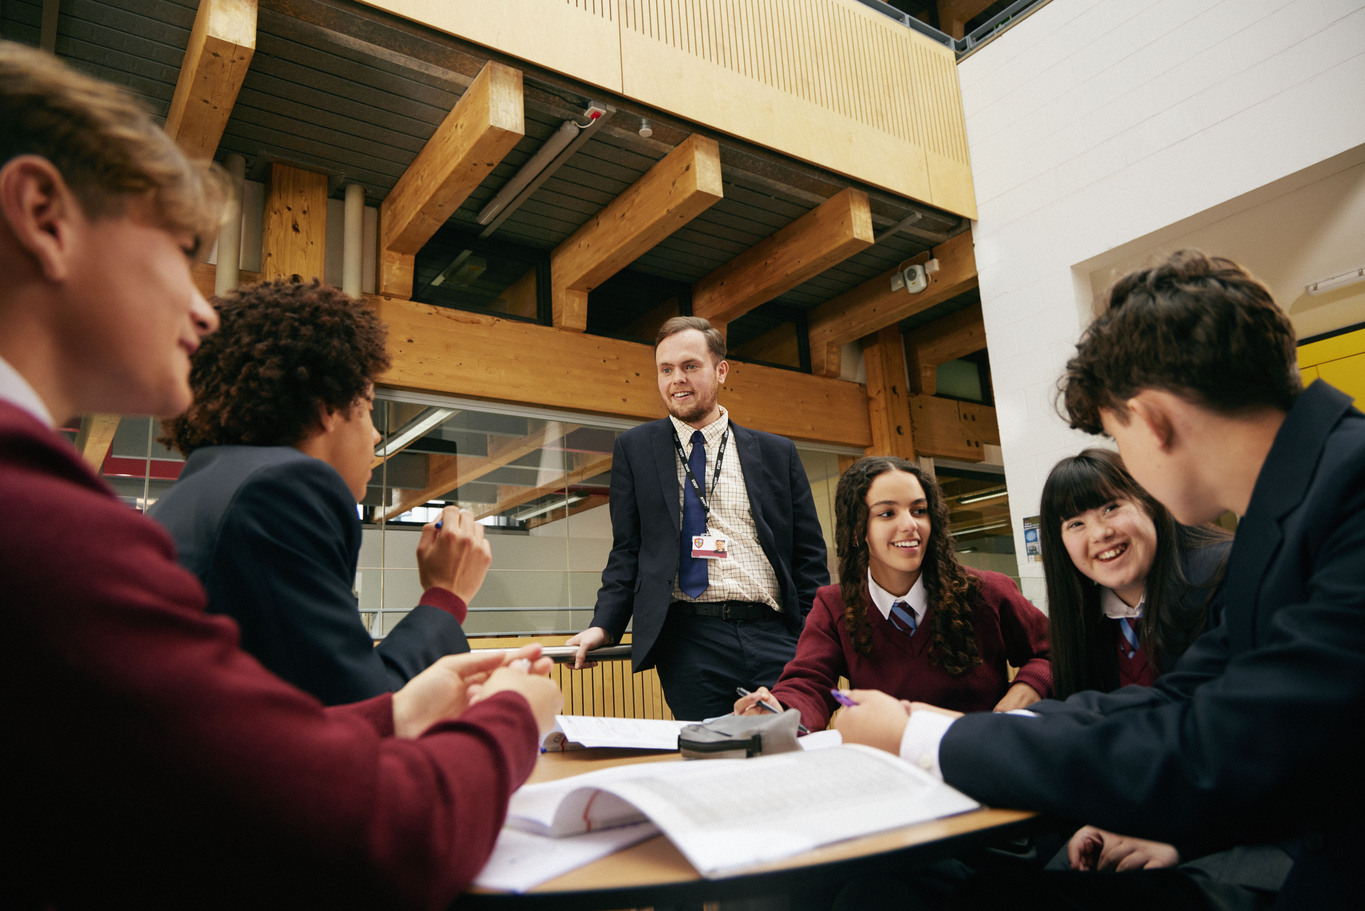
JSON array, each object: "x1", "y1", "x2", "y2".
[
  {"x1": 939, "y1": 381, "x2": 1365, "y2": 907},
  {"x1": 150, "y1": 446, "x2": 469, "y2": 705},
  {"x1": 590, "y1": 417, "x2": 829, "y2": 671}
]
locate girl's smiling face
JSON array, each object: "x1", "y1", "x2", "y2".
[
  {"x1": 1060, "y1": 496, "x2": 1158, "y2": 607},
  {"x1": 864, "y1": 469, "x2": 931, "y2": 595}
]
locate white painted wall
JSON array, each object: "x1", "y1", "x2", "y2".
[{"x1": 958, "y1": 0, "x2": 1365, "y2": 602}]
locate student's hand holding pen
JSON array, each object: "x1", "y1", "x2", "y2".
[
  {"x1": 418, "y1": 505, "x2": 492, "y2": 603},
  {"x1": 831, "y1": 689, "x2": 915, "y2": 755}
]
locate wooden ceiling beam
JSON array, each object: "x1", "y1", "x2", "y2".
[
  {"x1": 379, "y1": 60, "x2": 524, "y2": 297},
  {"x1": 938, "y1": 0, "x2": 999, "y2": 40},
  {"x1": 908, "y1": 394, "x2": 999, "y2": 463},
  {"x1": 550, "y1": 134, "x2": 723, "y2": 332},
  {"x1": 476, "y1": 451, "x2": 614, "y2": 520},
  {"x1": 382, "y1": 421, "x2": 579, "y2": 520},
  {"x1": 807, "y1": 229, "x2": 978, "y2": 377},
  {"x1": 906, "y1": 301, "x2": 985, "y2": 395},
  {"x1": 525, "y1": 493, "x2": 609, "y2": 530},
  {"x1": 74, "y1": 414, "x2": 121, "y2": 472},
  {"x1": 164, "y1": 0, "x2": 256, "y2": 160},
  {"x1": 366, "y1": 295, "x2": 872, "y2": 449},
  {"x1": 692, "y1": 188, "x2": 875, "y2": 328}
]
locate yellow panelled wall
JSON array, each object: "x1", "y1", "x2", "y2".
[
  {"x1": 356, "y1": 0, "x2": 976, "y2": 217},
  {"x1": 473, "y1": 635, "x2": 674, "y2": 720},
  {"x1": 1299, "y1": 326, "x2": 1365, "y2": 405}
]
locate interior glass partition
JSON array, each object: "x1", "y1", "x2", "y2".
[{"x1": 76, "y1": 393, "x2": 1028, "y2": 639}]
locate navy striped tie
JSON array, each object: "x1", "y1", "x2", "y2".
[{"x1": 889, "y1": 600, "x2": 917, "y2": 636}]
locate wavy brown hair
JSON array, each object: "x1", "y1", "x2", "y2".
[
  {"x1": 836, "y1": 457, "x2": 983, "y2": 673},
  {"x1": 160, "y1": 279, "x2": 389, "y2": 455}
]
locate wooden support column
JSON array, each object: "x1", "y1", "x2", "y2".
[
  {"x1": 262, "y1": 163, "x2": 327, "y2": 282},
  {"x1": 906, "y1": 302, "x2": 986, "y2": 395},
  {"x1": 807, "y1": 229, "x2": 977, "y2": 377},
  {"x1": 550, "y1": 134, "x2": 723, "y2": 332},
  {"x1": 862, "y1": 326, "x2": 915, "y2": 460},
  {"x1": 379, "y1": 61, "x2": 524, "y2": 298},
  {"x1": 692, "y1": 188, "x2": 874, "y2": 328},
  {"x1": 75, "y1": 414, "x2": 120, "y2": 472},
  {"x1": 367, "y1": 295, "x2": 871, "y2": 448},
  {"x1": 164, "y1": 0, "x2": 256, "y2": 160}
]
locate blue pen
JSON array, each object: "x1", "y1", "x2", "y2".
[
  {"x1": 736, "y1": 687, "x2": 809, "y2": 734},
  {"x1": 830, "y1": 688, "x2": 859, "y2": 708}
]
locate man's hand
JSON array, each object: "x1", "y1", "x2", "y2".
[
  {"x1": 416, "y1": 506, "x2": 492, "y2": 602},
  {"x1": 993, "y1": 681, "x2": 1043, "y2": 712},
  {"x1": 392, "y1": 645, "x2": 559, "y2": 738},
  {"x1": 1067, "y1": 825, "x2": 1181, "y2": 871},
  {"x1": 831, "y1": 690, "x2": 914, "y2": 754},
  {"x1": 565, "y1": 626, "x2": 609, "y2": 670}
]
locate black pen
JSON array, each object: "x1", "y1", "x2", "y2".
[{"x1": 736, "y1": 687, "x2": 809, "y2": 734}]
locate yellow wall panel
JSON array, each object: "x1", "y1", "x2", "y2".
[
  {"x1": 1299, "y1": 326, "x2": 1365, "y2": 405},
  {"x1": 358, "y1": 0, "x2": 624, "y2": 93},
  {"x1": 358, "y1": 0, "x2": 976, "y2": 218}
]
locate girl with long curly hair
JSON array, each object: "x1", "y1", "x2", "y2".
[{"x1": 736, "y1": 456, "x2": 1051, "y2": 732}]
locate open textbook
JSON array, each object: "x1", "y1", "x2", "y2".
[{"x1": 502, "y1": 744, "x2": 980, "y2": 879}]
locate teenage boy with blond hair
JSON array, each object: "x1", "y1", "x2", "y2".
[{"x1": 0, "y1": 41, "x2": 560, "y2": 909}]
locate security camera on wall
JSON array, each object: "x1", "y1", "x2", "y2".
[{"x1": 891, "y1": 263, "x2": 929, "y2": 294}]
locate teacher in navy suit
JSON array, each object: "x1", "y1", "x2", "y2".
[{"x1": 568, "y1": 317, "x2": 829, "y2": 720}]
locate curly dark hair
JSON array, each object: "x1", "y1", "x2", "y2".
[
  {"x1": 1040, "y1": 448, "x2": 1230, "y2": 698},
  {"x1": 160, "y1": 279, "x2": 390, "y2": 455},
  {"x1": 1061, "y1": 249, "x2": 1300, "y2": 434},
  {"x1": 835, "y1": 456, "x2": 983, "y2": 673}
]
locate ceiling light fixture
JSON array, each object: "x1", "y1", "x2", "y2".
[
  {"x1": 1305, "y1": 265, "x2": 1365, "y2": 296},
  {"x1": 475, "y1": 102, "x2": 611, "y2": 234},
  {"x1": 949, "y1": 519, "x2": 1011, "y2": 537},
  {"x1": 516, "y1": 492, "x2": 588, "y2": 522},
  {"x1": 956, "y1": 486, "x2": 1009, "y2": 505}
]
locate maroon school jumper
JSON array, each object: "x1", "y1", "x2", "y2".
[
  {"x1": 771, "y1": 573, "x2": 1053, "y2": 732},
  {"x1": 0, "y1": 402, "x2": 540, "y2": 910}
]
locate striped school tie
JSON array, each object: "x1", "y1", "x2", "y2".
[
  {"x1": 1118, "y1": 616, "x2": 1140, "y2": 659},
  {"x1": 889, "y1": 600, "x2": 918, "y2": 636}
]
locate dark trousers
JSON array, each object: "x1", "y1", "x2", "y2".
[
  {"x1": 652, "y1": 608, "x2": 799, "y2": 721},
  {"x1": 949, "y1": 868, "x2": 1225, "y2": 911}
]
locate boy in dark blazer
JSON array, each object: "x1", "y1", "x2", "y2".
[
  {"x1": 836, "y1": 250, "x2": 1364, "y2": 908},
  {"x1": 151, "y1": 279, "x2": 485, "y2": 705},
  {"x1": 568, "y1": 317, "x2": 829, "y2": 720}
]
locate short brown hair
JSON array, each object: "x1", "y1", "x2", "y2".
[
  {"x1": 160, "y1": 280, "x2": 390, "y2": 455},
  {"x1": 1061, "y1": 249, "x2": 1300, "y2": 434},
  {"x1": 655, "y1": 316, "x2": 726, "y2": 362},
  {"x1": 0, "y1": 40, "x2": 227, "y2": 246}
]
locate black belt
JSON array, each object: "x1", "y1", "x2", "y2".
[{"x1": 671, "y1": 600, "x2": 777, "y2": 621}]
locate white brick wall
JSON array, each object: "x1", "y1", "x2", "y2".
[{"x1": 959, "y1": 0, "x2": 1365, "y2": 590}]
